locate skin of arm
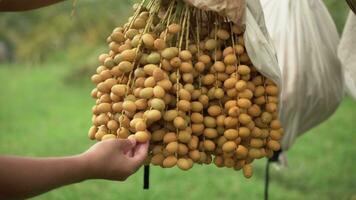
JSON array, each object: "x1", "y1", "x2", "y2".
[
  {"x1": 0, "y1": 0, "x2": 65, "y2": 11},
  {"x1": 0, "y1": 139, "x2": 149, "y2": 199}
]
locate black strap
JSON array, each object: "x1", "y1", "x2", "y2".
[
  {"x1": 264, "y1": 150, "x2": 282, "y2": 200},
  {"x1": 143, "y1": 165, "x2": 150, "y2": 189},
  {"x1": 264, "y1": 159, "x2": 271, "y2": 200}
]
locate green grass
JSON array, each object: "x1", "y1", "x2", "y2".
[{"x1": 0, "y1": 64, "x2": 355, "y2": 200}]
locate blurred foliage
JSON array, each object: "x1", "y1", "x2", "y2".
[
  {"x1": 0, "y1": 0, "x2": 134, "y2": 63},
  {"x1": 323, "y1": 0, "x2": 350, "y2": 32},
  {"x1": 0, "y1": 0, "x2": 351, "y2": 63}
]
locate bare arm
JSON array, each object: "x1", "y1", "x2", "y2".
[
  {"x1": 0, "y1": 0, "x2": 65, "y2": 11},
  {"x1": 0, "y1": 139, "x2": 149, "y2": 199}
]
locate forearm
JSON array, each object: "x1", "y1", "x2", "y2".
[
  {"x1": 0, "y1": 155, "x2": 89, "y2": 199},
  {"x1": 0, "y1": 0, "x2": 65, "y2": 11}
]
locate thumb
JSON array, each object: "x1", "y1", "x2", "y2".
[
  {"x1": 118, "y1": 139, "x2": 136, "y2": 154},
  {"x1": 131, "y1": 142, "x2": 149, "y2": 166}
]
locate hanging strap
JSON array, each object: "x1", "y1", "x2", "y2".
[
  {"x1": 143, "y1": 165, "x2": 150, "y2": 189},
  {"x1": 264, "y1": 159, "x2": 271, "y2": 200},
  {"x1": 264, "y1": 149, "x2": 282, "y2": 200}
]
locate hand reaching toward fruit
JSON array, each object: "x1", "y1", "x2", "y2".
[
  {"x1": 83, "y1": 138, "x2": 149, "y2": 181},
  {"x1": 0, "y1": 138, "x2": 149, "y2": 199}
]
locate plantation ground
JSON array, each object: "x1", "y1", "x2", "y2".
[{"x1": 0, "y1": 64, "x2": 355, "y2": 200}]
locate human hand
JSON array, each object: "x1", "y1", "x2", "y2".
[{"x1": 81, "y1": 138, "x2": 149, "y2": 181}]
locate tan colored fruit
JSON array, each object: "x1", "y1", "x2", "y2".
[
  {"x1": 237, "y1": 65, "x2": 250, "y2": 75},
  {"x1": 146, "y1": 110, "x2": 161, "y2": 122},
  {"x1": 88, "y1": 126, "x2": 97, "y2": 140},
  {"x1": 143, "y1": 64, "x2": 158, "y2": 75},
  {"x1": 118, "y1": 61, "x2": 133, "y2": 73},
  {"x1": 122, "y1": 101, "x2": 136, "y2": 113},
  {"x1": 174, "y1": 116, "x2": 186, "y2": 130},
  {"x1": 267, "y1": 140, "x2": 281, "y2": 151},
  {"x1": 111, "y1": 84, "x2": 127, "y2": 96},
  {"x1": 188, "y1": 136, "x2": 199, "y2": 149},
  {"x1": 270, "y1": 120, "x2": 282, "y2": 130},
  {"x1": 163, "y1": 110, "x2": 178, "y2": 122},
  {"x1": 213, "y1": 61, "x2": 225, "y2": 72},
  {"x1": 134, "y1": 131, "x2": 150, "y2": 143},
  {"x1": 168, "y1": 23, "x2": 181, "y2": 34},
  {"x1": 194, "y1": 61, "x2": 205, "y2": 72},
  {"x1": 150, "y1": 98, "x2": 165, "y2": 111},
  {"x1": 177, "y1": 158, "x2": 192, "y2": 170},
  {"x1": 95, "y1": 130, "x2": 106, "y2": 141},
  {"x1": 153, "y1": 68, "x2": 165, "y2": 82},
  {"x1": 214, "y1": 156, "x2": 224, "y2": 167},
  {"x1": 154, "y1": 38, "x2": 166, "y2": 50},
  {"x1": 224, "y1": 77, "x2": 237, "y2": 89},
  {"x1": 191, "y1": 112, "x2": 204, "y2": 124},
  {"x1": 203, "y1": 140, "x2": 216, "y2": 151},
  {"x1": 234, "y1": 44, "x2": 244, "y2": 55},
  {"x1": 224, "y1": 116, "x2": 238, "y2": 128},
  {"x1": 153, "y1": 85, "x2": 165, "y2": 98},
  {"x1": 162, "y1": 132, "x2": 177, "y2": 143},
  {"x1": 205, "y1": 39, "x2": 218, "y2": 50},
  {"x1": 228, "y1": 106, "x2": 240, "y2": 117},
  {"x1": 239, "y1": 113, "x2": 252, "y2": 125},
  {"x1": 179, "y1": 50, "x2": 192, "y2": 61},
  {"x1": 166, "y1": 141, "x2": 179, "y2": 153},
  {"x1": 94, "y1": 114, "x2": 109, "y2": 126},
  {"x1": 222, "y1": 141, "x2": 237, "y2": 153},
  {"x1": 203, "y1": 128, "x2": 218, "y2": 139},
  {"x1": 207, "y1": 105, "x2": 222, "y2": 117},
  {"x1": 191, "y1": 123, "x2": 204, "y2": 136},
  {"x1": 139, "y1": 87, "x2": 154, "y2": 99},
  {"x1": 161, "y1": 47, "x2": 179, "y2": 60},
  {"x1": 238, "y1": 127, "x2": 250, "y2": 138},
  {"x1": 261, "y1": 112, "x2": 273, "y2": 124},
  {"x1": 266, "y1": 85, "x2": 279, "y2": 96},
  {"x1": 178, "y1": 143, "x2": 189, "y2": 155},
  {"x1": 97, "y1": 103, "x2": 112, "y2": 113},
  {"x1": 102, "y1": 134, "x2": 116, "y2": 141},
  {"x1": 224, "y1": 158, "x2": 235, "y2": 168},
  {"x1": 117, "y1": 127, "x2": 130, "y2": 139},
  {"x1": 142, "y1": 33, "x2": 154, "y2": 48},
  {"x1": 135, "y1": 99, "x2": 147, "y2": 110},
  {"x1": 248, "y1": 104, "x2": 261, "y2": 117},
  {"x1": 163, "y1": 156, "x2": 177, "y2": 168},
  {"x1": 224, "y1": 54, "x2": 237, "y2": 65},
  {"x1": 191, "y1": 102, "x2": 203, "y2": 112},
  {"x1": 121, "y1": 49, "x2": 136, "y2": 62},
  {"x1": 178, "y1": 131, "x2": 192, "y2": 143},
  {"x1": 177, "y1": 100, "x2": 191, "y2": 112},
  {"x1": 151, "y1": 154, "x2": 164, "y2": 166},
  {"x1": 147, "y1": 52, "x2": 161, "y2": 64},
  {"x1": 224, "y1": 129, "x2": 239, "y2": 140},
  {"x1": 250, "y1": 138, "x2": 264, "y2": 148},
  {"x1": 237, "y1": 98, "x2": 252, "y2": 109},
  {"x1": 111, "y1": 31, "x2": 125, "y2": 43},
  {"x1": 135, "y1": 121, "x2": 147, "y2": 131},
  {"x1": 243, "y1": 164, "x2": 253, "y2": 178},
  {"x1": 217, "y1": 29, "x2": 230, "y2": 40},
  {"x1": 270, "y1": 130, "x2": 282, "y2": 140},
  {"x1": 189, "y1": 150, "x2": 201, "y2": 162},
  {"x1": 107, "y1": 120, "x2": 119, "y2": 131},
  {"x1": 203, "y1": 116, "x2": 216, "y2": 128},
  {"x1": 235, "y1": 145, "x2": 248, "y2": 159}
]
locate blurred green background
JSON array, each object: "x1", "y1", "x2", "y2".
[{"x1": 0, "y1": 0, "x2": 355, "y2": 200}]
